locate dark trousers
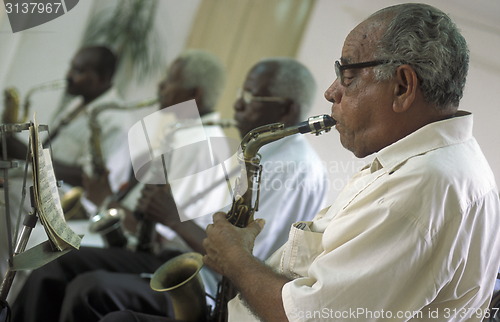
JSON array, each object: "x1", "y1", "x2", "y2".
[
  {"x1": 11, "y1": 246, "x2": 181, "y2": 322},
  {"x1": 100, "y1": 310, "x2": 176, "y2": 322}
]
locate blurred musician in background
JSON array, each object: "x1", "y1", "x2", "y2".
[
  {"x1": 50, "y1": 45, "x2": 131, "y2": 194},
  {"x1": 10, "y1": 49, "x2": 228, "y2": 322},
  {"x1": 136, "y1": 56, "x2": 328, "y2": 292},
  {"x1": 11, "y1": 54, "x2": 329, "y2": 322},
  {"x1": 1, "y1": 45, "x2": 132, "y2": 300},
  {"x1": 2, "y1": 45, "x2": 132, "y2": 216}
]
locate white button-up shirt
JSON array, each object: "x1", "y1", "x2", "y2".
[
  {"x1": 50, "y1": 88, "x2": 132, "y2": 194},
  {"x1": 229, "y1": 111, "x2": 500, "y2": 321}
]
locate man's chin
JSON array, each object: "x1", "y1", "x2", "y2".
[{"x1": 237, "y1": 127, "x2": 249, "y2": 138}]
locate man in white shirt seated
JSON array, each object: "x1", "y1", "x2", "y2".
[{"x1": 202, "y1": 4, "x2": 500, "y2": 322}]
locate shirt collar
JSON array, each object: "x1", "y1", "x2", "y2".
[{"x1": 371, "y1": 111, "x2": 473, "y2": 173}]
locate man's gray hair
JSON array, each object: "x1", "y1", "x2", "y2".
[
  {"x1": 371, "y1": 3, "x2": 469, "y2": 110},
  {"x1": 177, "y1": 49, "x2": 225, "y2": 110},
  {"x1": 261, "y1": 57, "x2": 316, "y2": 121}
]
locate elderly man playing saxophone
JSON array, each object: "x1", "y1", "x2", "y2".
[{"x1": 104, "y1": 3, "x2": 500, "y2": 322}]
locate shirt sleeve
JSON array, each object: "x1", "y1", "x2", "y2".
[
  {"x1": 99, "y1": 108, "x2": 133, "y2": 192},
  {"x1": 281, "y1": 203, "x2": 436, "y2": 321}
]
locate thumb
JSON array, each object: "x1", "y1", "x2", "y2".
[{"x1": 247, "y1": 218, "x2": 265, "y2": 237}]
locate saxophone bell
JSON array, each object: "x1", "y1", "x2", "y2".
[
  {"x1": 150, "y1": 252, "x2": 208, "y2": 322},
  {"x1": 61, "y1": 187, "x2": 88, "y2": 220},
  {"x1": 88, "y1": 208, "x2": 128, "y2": 248}
]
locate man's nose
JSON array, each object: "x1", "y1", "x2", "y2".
[
  {"x1": 233, "y1": 97, "x2": 245, "y2": 111},
  {"x1": 324, "y1": 79, "x2": 342, "y2": 104}
]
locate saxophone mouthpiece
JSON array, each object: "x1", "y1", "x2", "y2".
[{"x1": 297, "y1": 114, "x2": 336, "y2": 135}]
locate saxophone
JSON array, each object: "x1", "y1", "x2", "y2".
[
  {"x1": 149, "y1": 114, "x2": 336, "y2": 322},
  {"x1": 88, "y1": 97, "x2": 159, "y2": 177},
  {"x1": 88, "y1": 113, "x2": 236, "y2": 252},
  {"x1": 133, "y1": 118, "x2": 237, "y2": 253},
  {"x1": 2, "y1": 80, "x2": 65, "y2": 124},
  {"x1": 61, "y1": 98, "x2": 157, "y2": 221},
  {"x1": 2, "y1": 87, "x2": 21, "y2": 124}
]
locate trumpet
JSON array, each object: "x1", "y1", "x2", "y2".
[{"x1": 150, "y1": 115, "x2": 336, "y2": 322}]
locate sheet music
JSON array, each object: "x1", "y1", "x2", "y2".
[{"x1": 30, "y1": 119, "x2": 81, "y2": 251}]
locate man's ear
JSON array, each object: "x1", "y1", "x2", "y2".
[
  {"x1": 99, "y1": 71, "x2": 113, "y2": 85},
  {"x1": 280, "y1": 101, "x2": 301, "y2": 125},
  {"x1": 393, "y1": 64, "x2": 418, "y2": 113},
  {"x1": 194, "y1": 87, "x2": 205, "y2": 112}
]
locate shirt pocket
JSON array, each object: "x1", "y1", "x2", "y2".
[{"x1": 279, "y1": 221, "x2": 324, "y2": 279}]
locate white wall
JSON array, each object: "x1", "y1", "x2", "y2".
[{"x1": 299, "y1": 0, "x2": 500, "y2": 205}]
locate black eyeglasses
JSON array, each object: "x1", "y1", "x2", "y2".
[
  {"x1": 335, "y1": 60, "x2": 390, "y2": 86},
  {"x1": 236, "y1": 89, "x2": 288, "y2": 104}
]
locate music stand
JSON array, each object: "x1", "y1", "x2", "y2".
[{"x1": 0, "y1": 122, "x2": 74, "y2": 320}]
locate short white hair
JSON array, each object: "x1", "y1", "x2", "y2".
[
  {"x1": 259, "y1": 57, "x2": 316, "y2": 121},
  {"x1": 176, "y1": 49, "x2": 225, "y2": 110}
]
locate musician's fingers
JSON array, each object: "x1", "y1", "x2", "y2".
[
  {"x1": 212, "y1": 212, "x2": 227, "y2": 223},
  {"x1": 247, "y1": 218, "x2": 266, "y2": 238},
  {"x1": 136, "y1": 192, "x2": 152, "y2": 213},
  {"x1": 141, "y1": 184, "x2": 155, "y2": 195},
  {"x1": 202, "y1": 253, "x2": 221, "y2": 274}
]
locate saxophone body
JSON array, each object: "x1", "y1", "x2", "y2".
[
  {"x1": 62, "y1": 98, "x2": 157, "y2": 221},
  {"x1": 88, "y1": 97, "x2": 159, "y2": 177},
  {"x1": 80, "y1": 98, "x2": 159, "y2": 241},
  {"x1": 132, "y1": 117, "x2": 237, "y2": 253},
  {"x1": 150, "y1": 115, "x2": 336, "y2": 322},
  {"x1": 87, "y1": 115, "x2": 236, "y2": 252}
]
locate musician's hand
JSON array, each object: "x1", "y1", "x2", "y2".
[
  {"x1": 137, "y1": 184, "x2": 180, "y2": 227},
  {"x1": 203, "y1": 212, "x2": 265, "y2": 276},
  {"x1": 82, "y1": 171, "x2": 112, "y2": 206}
]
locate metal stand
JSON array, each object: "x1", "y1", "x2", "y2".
[
  {"x1": 0, "y1": 123, "x2": 46, "y2": 314},
  {"x1": 0, "y1": 187, "x2": 37, "y2": 302}
]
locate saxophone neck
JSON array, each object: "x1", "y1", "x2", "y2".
[{"x1": 241, "y1": 114, "x2": 336, "y2": 161}]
